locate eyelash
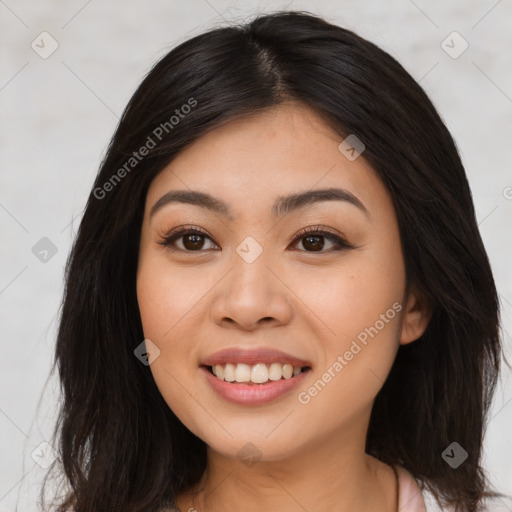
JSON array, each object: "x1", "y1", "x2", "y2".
[{"x1": 157, "y1": 225, "x2": 354, "y2": 253}]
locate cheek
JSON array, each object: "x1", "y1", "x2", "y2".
[
  {"x1": 292, "y1": 268, "x2": 403, "y2": 423},
  {"x1": 136, "y1": 253, "x2": 211, "y2": 341},
  {"x1": 136, "y1": 255, "x2": 198, "y2": 383},
  {"x1": 296, "y1": 255, "x2": 404, "y2": 345},
  {"x1": 290, "y1": 242, "x2": 405, "y2": 401},
  {"x1": 136, "y1": 257, "x2": 210, "y2": 433}
]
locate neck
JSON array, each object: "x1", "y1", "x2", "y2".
[{"x1": 176, "y1": 422, "x2": 397, "y2": 512}]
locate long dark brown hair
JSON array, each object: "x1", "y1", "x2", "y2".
[{"x1": 42, "y1": 10, "x2": 502, "y2": 512}]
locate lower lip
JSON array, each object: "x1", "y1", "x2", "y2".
[{"x1": 201, "y1": 366, "x2": 310, "y2": 406}]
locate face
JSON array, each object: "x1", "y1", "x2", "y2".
[{"x1": 137, "y1": 102, "x2": 423, "y2": 463}]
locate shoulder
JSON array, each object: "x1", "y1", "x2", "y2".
[
  {"x1": 395, "y1": 465, "x2": 428, "y2": 512},
  {"x1": 394, "y1": 465, "x2": 503, "y2": 512},
  {"x1": 421, "y1": 488, "x2": 450, "y2": 512},
  {"x1": 395, "y1": 465, "x2": 456, "y2": 512}
]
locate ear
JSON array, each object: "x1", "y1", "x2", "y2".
[{"x1": 400, "y1": 285, "x2": 432, "y2": 345}]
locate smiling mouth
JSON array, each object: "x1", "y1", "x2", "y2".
[{"x1": 203, "y1": 362, "x2": 312, "y2": 385}]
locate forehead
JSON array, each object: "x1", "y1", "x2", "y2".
[{"x1": 145, "y1": 102, "x2": 390, "y2": 220}]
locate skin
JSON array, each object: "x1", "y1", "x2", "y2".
[{"x1": 136, "y1": 102, "x2": 431, "y2": 512}]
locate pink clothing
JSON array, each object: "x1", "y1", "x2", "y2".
[{"x1": 395, "y1": 465, "x2": 427, "y2": 512}]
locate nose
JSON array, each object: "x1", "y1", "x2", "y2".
[{"x1": 210, "y1": 251, "x2": 294, "y2": 331}]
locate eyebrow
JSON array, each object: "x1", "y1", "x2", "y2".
[{"x1": 150, "y1": 187, "x2": 370, "y2": 221}]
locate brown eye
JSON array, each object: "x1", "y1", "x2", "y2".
[
  {"x1": 158, "y1": 225, "x2": 353, "y2": 253},
  {"x1": 158, "y1": 228, "x2": 218, "y2": 251},
  {"x1": 300, "y1": 234, "x2": 325, "y2": 251},
  {"x1": 291, "y1": 226, "x2": 353, "y2": 253},
  {"x1": 182, "y1": 233, "x2": 207, "y2": 250}
]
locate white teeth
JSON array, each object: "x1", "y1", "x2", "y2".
[
  {"x1": 210, "y1": 362, "x2": 306, "y2": 384},
  {"x1": 282, "y1": 364, "x2": 293, "y2": 379},
  {"x1": 268, "y1": 362, "x2": 282, "y2": 380},
  {"x1": 213, "y1": 364, "x2": 224, "y2": 380},
  {"x1": 251, "y1": 363, "x2": 269, "y2": 383},
  {"x1": 235, "y1": 363, "x2": 251, "y2": 382},
  {"x1": 223, "y1": 363, "x2": 236, "y2": 382}
]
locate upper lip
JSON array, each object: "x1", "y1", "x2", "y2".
[{"x1": 201, "y1": 347, "x2": 312, "y2": 368}]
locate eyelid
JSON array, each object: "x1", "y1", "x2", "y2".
[
  {"x1": 156, "y1": 225, "x2": 218, "y2": 250},
  {"x1": 157, "y1": 224, "x2": 354, "y2": 252},
  {"x1": 290, "y1": 224, "x2": 353, "y2": 250}
]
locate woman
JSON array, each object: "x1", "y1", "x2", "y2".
[{"x1": 43, "y1": 10, "x2": 503, "y2": 512}]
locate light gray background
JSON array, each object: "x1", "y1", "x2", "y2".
[{"x1": 1, "y1": 1, "x2": 511, "y2": 510}]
